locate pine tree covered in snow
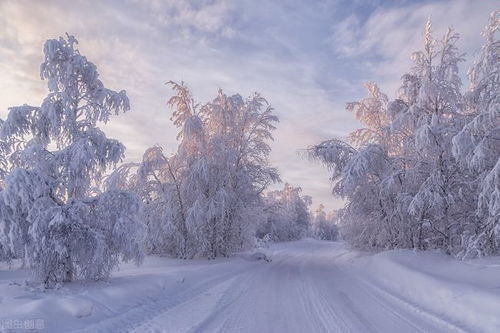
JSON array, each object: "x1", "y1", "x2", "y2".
[
  {"x1": 309, "y1": 13, "x2": 500, "y2": 257},
  {"x1": 0, "y1": 35, "x2": 144, "y2": 286}
]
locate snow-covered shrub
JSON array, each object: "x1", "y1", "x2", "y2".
[{"x1": 0, "y1": 35, "x2": 144, "y2": 285}]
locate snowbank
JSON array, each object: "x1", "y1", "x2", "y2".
[
  {"x1": 0, "y1": 256, "x2": 253, "y2": 332},
  {"x1": 351, "y1": 249, "x2": 500, "y2": 332}
]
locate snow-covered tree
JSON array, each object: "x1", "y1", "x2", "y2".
[
  {"x1": 387, "y1": 21, "x2": 468, "y2": 254},
  {"x1": 196, "y1": 86, "x2": 280, "y2": 257},
  {"x1": 309, "y1": 15, "x2": 499, "y2": 257},
  {"x1": 308, "y1": 84, "x2": 404, "y2": 249},
  {"x1": 0, "y1": 35, "x2": 144, "y2": 286},
  {"x1": 109, "y1": 81, "x2": 279, "y2": 258},
  {"x1": 453, "y1": 12, "x2": 500, "y2": 258},
  {"x1": 106, "y1": 144, "x2": 191, "y2": 257}
]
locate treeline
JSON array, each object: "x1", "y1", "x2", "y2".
[
  {"x1": 310, "y1": 13, "x2": 499, "y2": 258},
  {"x1": 0, "y1": 35, "x2": 315, "y2": 287}
]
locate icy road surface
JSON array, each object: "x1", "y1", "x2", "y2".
[{"x1": 2, "y1": 239, "x2": 499, "y2": 332}]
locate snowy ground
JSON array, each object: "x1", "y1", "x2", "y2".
[{"x1": 1, "y1": 239, "x2": 500, "y2": 333}]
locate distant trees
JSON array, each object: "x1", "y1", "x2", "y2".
[
  {"x1": 109, "y1": 82, "x2": 280, "y2": 258},
  {"x1": 311, "y1": 204, "x2": 339, "y2": 241},
  {"x1": 258, "y1": 183, "x2": 312, "y2": 241},
  {"x1": 309, "y1": 12, "x2": 500, "y2": 258},
  {"x1": 0, "y1": 35, "x2": 144, "y2": 286}
]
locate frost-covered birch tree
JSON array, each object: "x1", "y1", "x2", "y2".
[
  {"x1": 0, "y1": 35, "x2": 144, "y2": 286},
  {"x1": 309, "y1": 83, "x2": 403, "y2": 249},
  {"x1": 109, "y1": 81, "x2": 279, "y2": 258},
  {"x1": 388, "y1": 21, "x2": 468, "y2": 253},
  {"x1": 197, "y1": 86, "x2": 280, "y2": 257},
  {"x1": 453, "y1": 12, "x2": 500, "y2": 257}
]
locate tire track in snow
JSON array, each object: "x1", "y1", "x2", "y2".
[
  {"x1": 303, "y1": 272, "x2": 352, "y2": 332},
  {"x1": 130, "y1": 275, "x2": 245, "y2": 333},
  {"x1": 213, "y1": 251, "x2": 300, "y2": 333},
  {"x1": 196, "y1": 266, "x2": 265, "y2": 333},
  {"x1": 294, "y1": 251, "x2": 350, "y2": 333},
  {"x1": 72, "y1": 265, "x2": 254, "y2": 333},
  {"x1": 337, "y1": 291, "x2": 377, "y2": 333}
]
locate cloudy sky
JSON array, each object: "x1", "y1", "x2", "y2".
[{"x1": 0, "y1": 0, "x2": 497, "y2": 211}]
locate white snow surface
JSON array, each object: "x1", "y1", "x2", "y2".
[{"x1": 1, "y1": 239, "x2": 499, "y2": 333}]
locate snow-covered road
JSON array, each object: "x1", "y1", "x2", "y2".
[
  {"x1": 2, "y1": 239, "x2": 499, "y2": 332},
  {"x1": 76, "y1": 240, "x2": 471, "y2": 333}
]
